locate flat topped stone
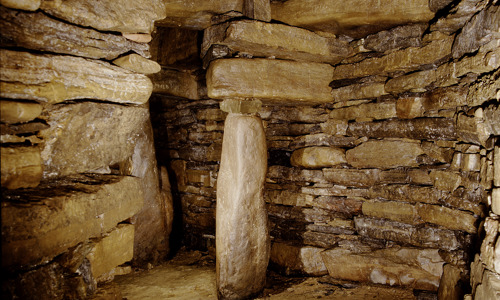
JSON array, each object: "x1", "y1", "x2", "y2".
[
  {"x1": 207, "y1": 58, "x2": 334, "y2": 104},
  {"x1": 271, "y1": 0, "x2": 434, "y2": 38}
]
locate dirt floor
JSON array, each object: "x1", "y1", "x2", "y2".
[{"x1": 110, "y1": 249, "x2": 435, "y2": 300}]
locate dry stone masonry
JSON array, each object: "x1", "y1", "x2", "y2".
[{"x1": 1, "y1": 0, "x2": 500, "y2": 299}]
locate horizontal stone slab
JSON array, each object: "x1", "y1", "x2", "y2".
[
  {"x1": 271, "y1": 0, "x2": 434, "y2": 38},
  {"x1": 329, "y1": 101, "x2": 396, "y2": 121},
  {"x1": 321, "y1": 247, "x2": 444, "y2": 291},
  {"x1": 207, "y1": 58, "x2": 334, "y2": 104},
  {"x1": 0, "y1": 100, "x2": 42, "y2": 124},
  {"x1": 149, "y1": 68, "x2": 206, "y2": 100},
  {"x1": 416, "y1": 203, "x2": 477, "y2": 234},
  {"x1": 290, "y1": 134, "x2": 357, "y2": 149},
  {"x1": 0, "y1": 50, "x2": 152, "y2": 105},
  {"x1": 1, "y1": 146, "x2": 42, "y2": 189},
  {"x1": 330, "y1": 82, "x2": 387, "y2": 103},
  {"x1": 347, "y1": 118, "x2": 457, "y2": 140},
  {"x1": 0, "y1": 6, "x2": 149, "y2": 60},
  {"x1": 1, "y1": 174, "x2": 144, "y2": 268},
  {"x1": 362, "y1": 200, "x2": 422, "y2": 225},
  {"x1": 363, "y1": 24, "x2": 427, "y2": 53},
  {"x1": 290, "y1": 147, "x2": 346, "y2": 169},
  {"x1": 40, "y1": 0, "x2": 166, "y2": 33},
  {"x1": 39, "y1": 102, "x2": 150, "y2": 178},
  {"x1": 0, "y1": 0, "x2": 40, "y2": 11},
  {"x1": 346, "y1": 140, "x2": 425, "y2": 169},
  {"x1": 113, "y1": 54, "x2": 160, "y2": 74},
  {"x1": 202, "y1": 20, "x2": 352, "y2": 64},
  {"x1": 270, "y1": 242, "x2": 327, "y2": 276},
  {"x1": 354, "y1": 216, "x2": 467, "y2": 251}
]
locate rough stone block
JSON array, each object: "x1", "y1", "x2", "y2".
[
  {"x1": 87, "y1": 224, "x2": 135, "y2": 280},
  {"x1": 323, "y1": 168, "x2": 380, "y2": 188},
  {"x1": 290, "y1": 147, "x2": 346, "y2": 169},
  {"x1": 0, "y1": 50, "x2": 152, "y2": 105},
  {"x1": 113, "y1": 54, "x2": 160, "y2": 74},
  {"x1": 416, "y1": 203, "x2": 477, "y2": 234},
  {"x1": 271, "y1": 0, "x2": 434, "y2": 38},
  {"x1": 0, "y1": 0, "x2": 40, "y2": 11},
  {"x1": 475, "y1": 270, "x2": 500, "y2": 300},
  {"x1": 1, "y1": 174, "x2": 144, "y2": 268},
  {"x1": 1, "y1": 146, "x2": 42, "y2": 189},
  {"x1": 363, "y1": 24, "x2": 427, "y2": 53},
  {"x1": 362, "y1": 200, "x2": 421, "y2": 225},
  {"x1": 321, "y1": 247, "x2": 444, "y2": 291},
  {"x1": 207, "y1": 58, "x2": 334, "y2": 104},
  {"x1": 202, "y1": 20, "x2": 352, "y2": 64},
  {"x1": 243, "y1": 0, "x2": 271, "y2": 21},
  {"x1": 438, "y1": 264, "x2": 464, "y2": 300},
  {"x1": 495, "y1": 146, "x2": 500, "y2": 187},
  {"x1": 0, "y1": 100, "x2": 42, "y2": 124},
  {"x1": 346, "y1": 140, "x2": 424, "y2": 169},
  {"x1": 329, "y1": 101, "x2": 396, "y2": 121},
  {"x1": 270, "y1": 242, "x2": 327, "y2": 276},
  {"x1": 148, "y1": 68, "x2": 205, "y2": 100},
  {"x1": 330, "y1": 82, "x2": 387, "y2": 102}
]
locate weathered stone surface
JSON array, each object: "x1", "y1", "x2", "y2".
[
  {"x1": 362, "y1": 200, "x2": 421, "y2": 225},
  {"x1": 261, "y1": 106, "x2": 328, "y2": 123},
  {"x1": 452, "y1": 4, "x2": 500, "y2": 58},
  {"x1": 416, "y1": 203, "x2": 477, "y2": 233},
  {"x1": 122, "y1": 33, "x2": 152, "y2": 43},
  {"x1": 149, "y1": 68, "x2": 205, "y2": 100},
  {"x1": 270, "y1": 242, "x2": 327, "y2": 276},
  {"x1": 87, "y1": 224, "x2": 135, "y2": 280},
  {"x1": 0, "y1": 0, "x2": 40, "y2": 11},
  {"x1": 321, "y1": 247, "x2": 444, "y2": 291},
  {"x1": 430, "y1": 0, "x2": 489, "y2": 34},
  {"x1": 290, "y1": 134, "x2": 357, "y2": 150},
  {"x1": 346, "y1": 140, "x2": 424, "y2": 169},
  {"x1": 220, "y1": 99, "x2": 262, "y2": 114},
  {"x1": 265, "y1": 189, "x2": 312, "y2": 207},
  {"x1": 330, "y1": 82, "x2": 387, "y2": 102},
  {"x1": 113, "y1": 54, "x2": 160, "y2": 74},
  {"x1": 216, "y1": 113, "x2": 269, "y2": 299},
  {"x1": 320, "y1": 119, "x2": 348, "y2": 136},
  {"x1": 363, "y1": 24, "x2": 427, "y2": 53},
  {"x1": 1, "y1": 174, "x2": 144, "y2": 268},
  {"x1": 0, "y1": 50, "x2": 152, "y2": 105},
  {"x1": 290, "y1": 147, "x2": 346, "y2": 169},
  {"x1": 451, "y1": 152, "x2": 481, "y2": 172},
  {"x1": 495, "y1": 146, "x2": 500, "y2": 187},
  {"x1": 347, "y1": 118, "x2": 457, "y2": 140},
  {"x1": 369, "y1": 185, "x2": 439, "y2": 205},
  {"x1": 0, "y1": 100, "x2": 42, "y2": 124},
  {"x1": 1, "y1": 146, "x2": 42, "y2": 189},
  {"x1": 0, "y1": 7, "x2": 149, "y2": 60},
  {"x1": 0, "y1": 121, "x2": 49, "y2": 136},
  {"x1": 271, "y1": 0, "x2": 434, "y2": 38},
  {"x1": 429, "y1": 0, "x2": 454, "y2": 12},
  {"x1": 467, "y1": 70, "x2": 500, "y2": 107},
  {"x1": 157, "y1": 0, "x2": 244, "y2": 29},
  {"x1": 329, "y1": 101, "x2": 396, "y2": 121},
  {"x1": 456, "y1": 110, "x2": 494, "y2": 147},
  {"x1": 38, "y1": 102, "x2": 149, "y2": 178},
  {"x1": 207, "y1": 58, "x2": 334, "y2": 104},
  {"x1": 355, "y1": 217, "x2": 464, "y2": 251},
  {"x1": 332, "y1": 35, "x2": 453, "y2": 80},
  {"x1": 202, "y1": 20, "x2": 352, "y2": 64},
  {"x1": 475, "y1": 270, "x2": 500, "y2": 300},
  {"x1": 438, "y1": 264, "x2": 464, "y2": 300},
  {"x1": 243, "y1": 0, "x2": 270, "y2": 21},
  {"x1": 40, "y1": 0, "x2": 166, "y2": 33},
  {"x1": 479, "y1": 218, "x2": 500, "y2": 273},
  {"x1": 308, "y1": 197, "x2": 363, "y2": 217},
  {"x1": 323, "y1": 168, "x2": 380, "y2": 188}
]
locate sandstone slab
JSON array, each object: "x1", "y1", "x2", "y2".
[
  {"x1": 363, "y1": 24, "x2": 427, "y2": 53},
  {"x1": 430, "y1": 0, "x2": 489, "y2": 34},
  {"x1": 330, "y1": 82, "x2": 387, "y2": 103},
  {"x1": 1, "y1": 174, "x2": 144, "y2": 268},
  {"x1": 0, "y1": 50, "x2": 152, "y2": 105},
  {"x1": 1, "y1": 146, "x2": 42, "y2": 189},
  {"x1": 216, "y1": 113, "x2": 269, "y2": 299},
  {"x1": 149, "y1": 68, "x2": 205, "y2": 100},
  {"x1": 0, "y1": 0, "x2": 40, "y2": 10},
  {"x1": 40, "y1": 0, "x2": 166, "y2": 33},
  {"x1": 0, "y1": 7, "x2": 149, "y2": 60},
  {"x1": 207, "y1": 58, "x2": 334, "y2": 104},
  {"x1": 329, "y1": 101, "x2": 396, "y2": 121},
  {"x1": 113, "y1": 54, "x2": 161, "y2": 74},
  {"x1": 270, "y1": 242, "x2": 327, "y2": 276},
  {"x1": 416, "y1": 203, "x2": 477, "y2": 233},
  {"x1": 0, "y1": 100, "x2": 42, "y2": 124},
  {"x1": 290, "y1": 147, "x2": 346, "y2": 169},
  {"x1": 271, "y1": 0, "x2": 434, "y2": 38},
  {"x1": 321, "y1": 247, "x2": 444, "y2": 291},
  {"x1": 38, "y1": 102, "x2": 149, "y2": 178},
  {"x1": 346, "y1": 140, "x2": 425, "y2": 169},
  {"x1": 495, "y1": 146, "x2": 500, "y2": 187},
  {"x1": 202, "y1": 20, "x2": 352, "y2": 64},
  {"x1": 475, "y1": 270, "x2": 500, "y2": 300},
  {"x1": 362, "y1": 200, "x2": 421, "y2": 225},
  {"x1": 243, "y1": 0, "x2": 271, "y2": 21}
]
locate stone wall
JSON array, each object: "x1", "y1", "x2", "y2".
[
  {"x1": 150, "y1": 0, "x2": 499, "y2": 298},
  {"x1": 0, "y1": 1, "x2": 171, "y2": 299}
]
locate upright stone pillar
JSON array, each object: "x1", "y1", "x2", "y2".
[{"x1": 216, "y1": 99, "x2": 270, "y2": 300}]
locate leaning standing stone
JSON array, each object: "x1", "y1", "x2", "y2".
[{"x1": 216, "y1": 112, "x2": 270, "y2": 299}]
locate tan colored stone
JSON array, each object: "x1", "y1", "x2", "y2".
[
  {"x1": 323, "y1": 168, "x2": 380, "y2": 188},
  {"x1": 363, "y1": 24, "x2": 426, "y2": 53},
  {"x1": 243, "y1": 0, "x2": 270, "y2": 21},
  {"x1": 495, "y1": 146, "x2": 500, "y2": 187},
  {"x1": 396, "y1": 96, "x2": 425, "y2": 119},
  {"x1": 220, "y1": 99, "x2": 262, "y2": 114},
  {"x1": 321, "y1": 247, "x2": 444, "y2": 291},
  {"x1": 40, "y1": 0, "x2": 166, "y2": 33},
  {"x1": 430, "y1": 0, "x2": 489, "y2": 34},
  {"x1": 270, "y1": 242, "x2": 327, "y2": 276},
  {"x1": 475, "y1": 270, "x2": 500, "y2": 300},
  {"x1": 122, "y1": 33, "x2": 152, "y2": 43},
  {"x1": 331, "y1": 82, "x2": 387, "y2": 102},
  {"x1": 87, "y1": 224, "x2": 135, "y2": 280},
  {"x1": 0, "y1": 100, "x2": 42, "y2": 124},
  {"x1": 429, "y1": 170, "x2": 462, "y2": 192},
  {"x1": 0, "y1": 0, "x2": 40, "y2": 10},
  {"x1": 438, "y1": 264, "x2": 464, "y2": 300},
  {"x1": 207, "y1": 58, "x2": 334, "y2": 104},
  {"x1": 451, "y1": 153, "x2": 481, "y2": 172},
  {"x1": 479, "y1": 218, "x2": 500, "y2": 273},
  {"x1": 1, "y1": 146, "x2": 42, "y2": 189},
  {"x1": 202, "y1": 20, "x2": 352, "y2": 64},
  {"x1": 149, "y1": 68, "x2": 205, "y2": 100},
  {"x1": 416, "y1": 203, "x2": 477, "y2": 233},
  {"x1": 369, "y1": 185, "x2": 440, "y2": 205},
  {"x1": 329, "y1": 101, "x2": 396, "y2": 121},
  {"x1": 320, "y1": 119, "x2": 348, "y2": 136},
  {"x1": 0, "y1": 50, "x2": 152, "y2": 105},
  {"x1": 113, "y1": 54, "x2": 160, "y2": 74},
  {"x1": 216, "y1": 113, "x2": 269, "y2": 299},
  {"x1": 265, "y1": 190, "x2": 313, "y2": 207},
  {"x1": 346, "y1": 140, "x2": 424, "y2": 169},
  {"x1": 38, "y1": 102, "x2": 149, "y2": 178},
  {"x1": 1, "y1": 174, "x2": 144, "y2": 268},
  {"x1": 456, "y1": 111, "x2": 493, "y2": 147},
  {"x1": 332, "y1": 35, "x2": 453, "y2": 80},
  {"x1": 0, "y1": 134, "x2": 43, "y2": 145},
  {"x1": 362, "y1": 200, "x2": 421, "y2": 225},
  {"x1": 157, "y1": 0, "x2": 244, "y2": 29},
  {"x1": 290, "y1": 147, "x2": 346, "y2": 169},
  {"x1": 0, "y1": 7, "x2": 149, "y2": 60},
  {"x1": 467, "y1": 69, "x2": 500, "y2": 107},
  {"x1": 290, "y1": 134, "x2": 357, "y2": 150},
  {"x1": 271, "y1": 0, "x2": 434, "y2": 38}
]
